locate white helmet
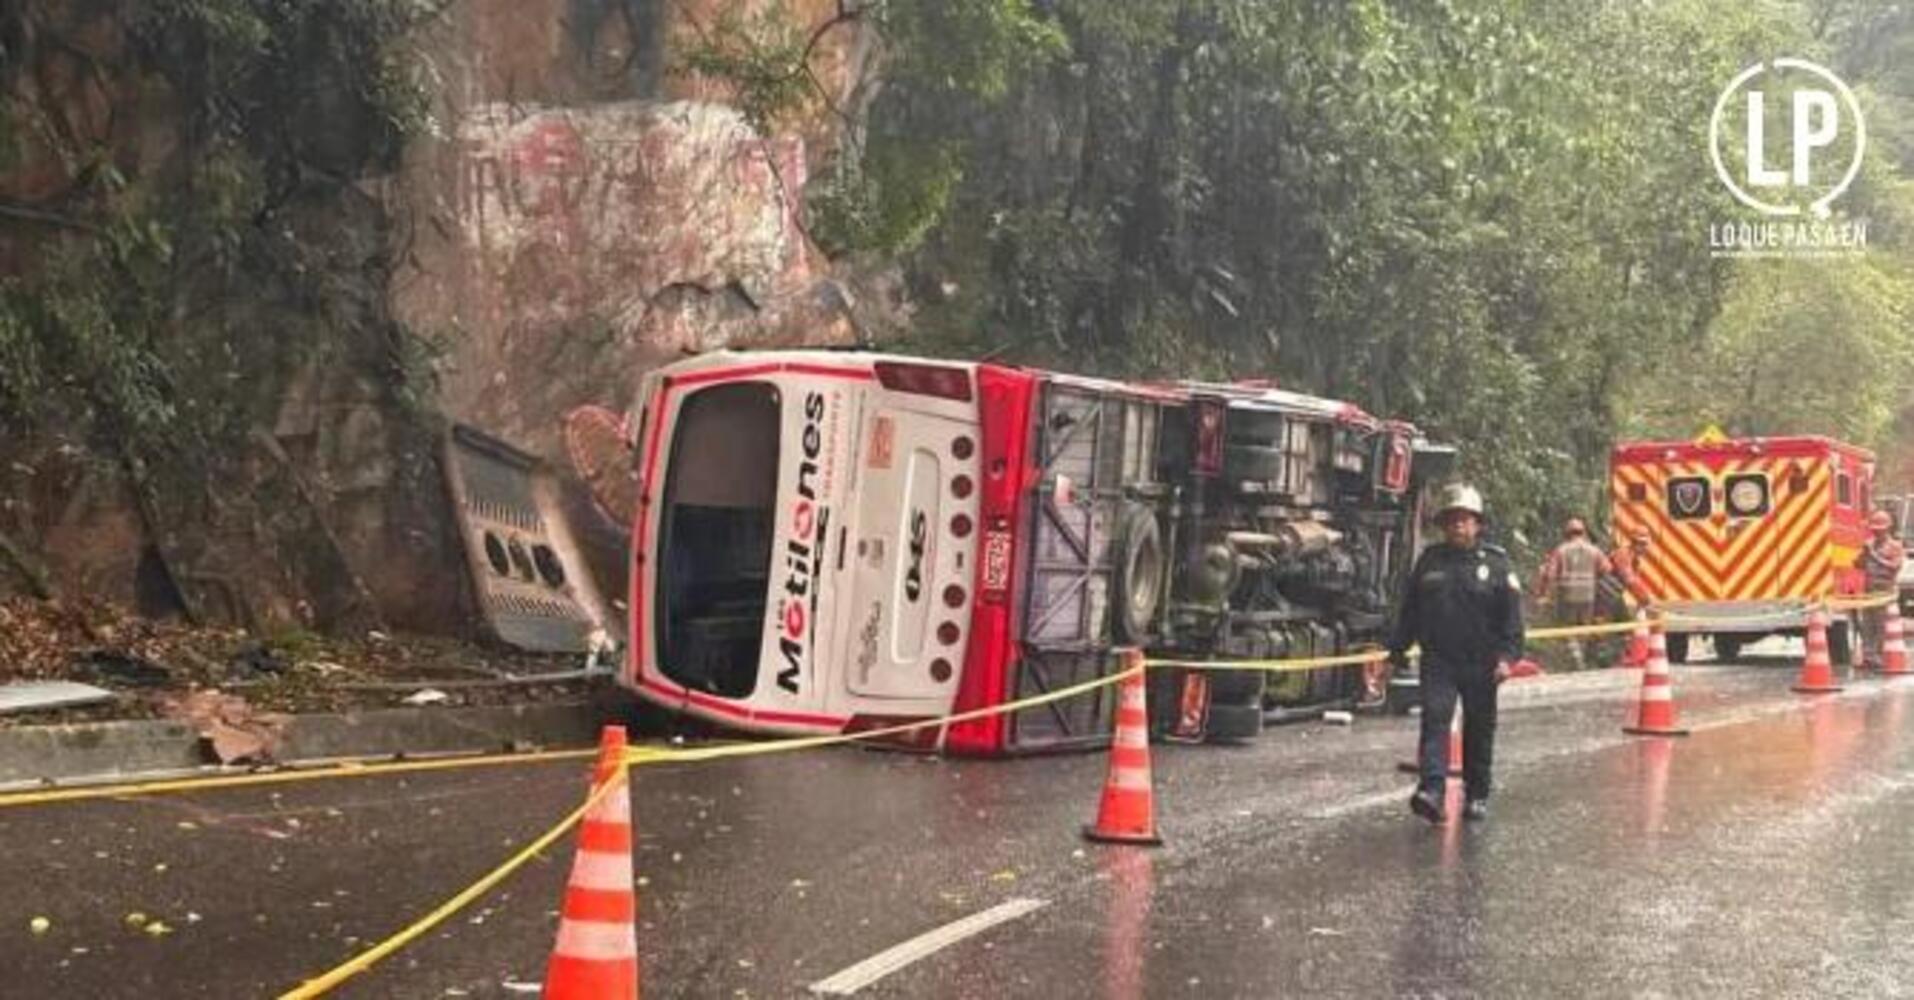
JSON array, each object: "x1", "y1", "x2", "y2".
[{"x1": 1435, "y1": 483, "x2": 1485, "y2": 520}]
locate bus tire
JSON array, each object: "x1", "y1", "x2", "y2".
[
  {"x1": 1666, "y1": 633, "x2": 1690, "y2": 664},
  {"x1": 1112, "y1": 504, "x2": 1165, "y2": 643},
  {"x1": 1714, "y1": 635, "x2": 1743, "y2": 662}
]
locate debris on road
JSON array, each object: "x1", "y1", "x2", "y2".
[
  {"x1": 402, "y1": 688, "x2": 450, "y2": 706},
  {"x1": 29, "y1": 916, "x2": 50, "y2": 935},
  {"x1": 158, "y1": 690, "x2": 288, "y2": 764},
  {"x1": 0, "y1": 680, "x2": 113, "y2": 714},
  {"x1": 0, "y1": 596, "x2": 593, "y2": 726},
  {"x1": 81, "y1": 651, "x2": 171, "y2": 688}
]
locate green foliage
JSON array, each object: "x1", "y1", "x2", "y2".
[
  {"x1": 0, "y1": 0, "x2": 442, "y2": 456},
  {"x1": 680, "y1": 1, "x2": 1060, "y2": 255},
  {"x1": 678, "y1": 3, "x2": 816, "y2": 134},
  {"x1": 794, "y1": 0, "x2": 1914, "y2": 567},
  {"x1": 809, "y1": 138, "x2": 962, "y2": 256}
]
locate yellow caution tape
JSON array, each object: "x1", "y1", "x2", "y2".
[
  {"x1": 264, "y1": 586, "x2": 1866, "y2": 996},
  {"x1": 1827, "y1": 592, "x2": 1898, "y2": 612},
  {"x1": 0, "y1": 747, "x2": 601, "y2": 810},
  {"x1": 1528, "y1": 620, "x2": 1649, "y2": 641},
  {"x1": 623, "y1": 661, "x2": 1147, "y2": 765},
  {"x1": 279, "y1": 759, "x2": 630, "y2": 999},
  {"x1": 280, "y1": 665, "x2": 1146, "y2": 996},
  {"x1": 1144, "y1": 648, "x2": 1382, "y2": 672}
]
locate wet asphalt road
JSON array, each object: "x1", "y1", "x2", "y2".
[{"x1": 4, "y1": 656, "x2": 1914, "y2": 998}]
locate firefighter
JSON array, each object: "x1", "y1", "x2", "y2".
[
  {"x1": 1535, "y1": 517, "x2": 1613, "y2": 669},
  {"x1": 1605, "y1": 528, "x2": 1657, "y2": 666},
  {"x1": 1858, "y1": 510, "x2": 1905, "y2": 670},
  {"x1": 1609, "y1": 528, "x2": 1655, "y2": 611},
  {"x1": 1389, "y1": 483, "x2": 1525, "y2": 824}
]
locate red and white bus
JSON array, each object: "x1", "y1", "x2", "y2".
[{"x1": 620, "y1": 350, "x2": 1450, "y2": 754}]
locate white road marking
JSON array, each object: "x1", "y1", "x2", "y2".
[{"x1": 809, "y1": 897, "x2": 1050, "y2": 995}]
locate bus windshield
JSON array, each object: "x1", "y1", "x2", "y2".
[{"x1": 655, "y1": 381, "x2": 781, "y2": 698}]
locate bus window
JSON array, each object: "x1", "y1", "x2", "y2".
[{"x1": 656, "y1": 382, "x2": 781, "y2": 698}]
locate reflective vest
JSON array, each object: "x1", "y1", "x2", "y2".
[{"x1": 1547, "y1": 538, "x2": 1605, "y2": 604}]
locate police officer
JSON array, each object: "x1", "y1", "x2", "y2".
[
  {"x1": 1858, "y1": 510, "x2": 1905, "y2": 669},
  {"x1": 1389, "y1": 484, "x2": 1525, "y2": 824}
]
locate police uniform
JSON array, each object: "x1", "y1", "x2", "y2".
[{"x1": 1389, "y1": 539, "x2": 1525, "y2": 804}]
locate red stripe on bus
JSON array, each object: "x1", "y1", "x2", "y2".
[
  {"x1": 634, "y1": 674, "x2": 849, "y2": 729},
  {"x1": 629, "y1": 388, "x2": 670, "y2": 688},
  {"x1": 628, "y1": 357, "x2": 873, "y2": 714},
  {"x1": 944, "y1": 364, "x2": 1038, "y2": 755}
]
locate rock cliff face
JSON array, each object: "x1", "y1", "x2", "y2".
[
  {"x1": 392, "y1": 0, "x2": 866, "y2": 462},
  {"x1": 0, "y1": 0, "x2": 868, "y2": 634}
]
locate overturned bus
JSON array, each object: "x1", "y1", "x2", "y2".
[{"x1": 619, "y1": 350, "x2": 1453, "y2": 754}]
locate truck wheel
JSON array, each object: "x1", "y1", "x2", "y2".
[
  {"x1": 1713, "y1": 635, "x2": 1743, "y2": 662},
  {"x1": 1829, "y1": 619, "x2": 1853, "y2": 668},
  {"x1": 1666, "y1": 633, "x2": 1690, "y2": 664},
  {"x1": 1223, "y1": 442, "x2": 1284, "y2": 482},
  {"x1": 1112, "y1": 504, "x2": 1164, "y2": 644}
]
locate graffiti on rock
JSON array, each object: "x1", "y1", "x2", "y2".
[{"x1": 453, "y1": 100, "x2": 810, "y2": 324}]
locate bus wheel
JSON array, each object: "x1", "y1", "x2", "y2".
[
  {"x1": 1665, "y1": 633, "x2": 1690, "y2": 664},
  {"x1": 1113, "y1": 504, "x2": 1165, "y2": 643},
  {"x1": 1713, "y1": 635, "x2": 1743, "y2": 662}
]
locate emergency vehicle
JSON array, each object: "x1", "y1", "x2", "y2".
[
  {"x1": 616, "y1": 349, "x2": 1452, "y2": 754},
  {"x1": 1609, "y1": 430, "x2": 1874, "y2": 663}
]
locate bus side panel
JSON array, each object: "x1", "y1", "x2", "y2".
[{"x1": 944, "y1": 365, "x2": 1039, "y2": 755}]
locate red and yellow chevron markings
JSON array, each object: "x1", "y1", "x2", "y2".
[{"x1": 1611, "y1": 456, "x2": 1831, "y2": 604}]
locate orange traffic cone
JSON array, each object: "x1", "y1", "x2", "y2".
[
  {"x1": 1623, "y1": 622, "x2": 1689, "y2": 737},
  {"x1": 1793, "y1": 606, "x2": 1845, "y2": 694},
  {"x1": 1883, "y1": 603, "x2": 1910, "y2": 676},
  {"x1": 1084, "y1": 654, "x2": 1161, "y2": 845},
  {"x1": 1619, "y1": 613, "x2": 1650, "y2": 669},
  {"x1": 545, "y1": 726, "x2": 639, "y2": 1000},
  {"x1": 1396, "y1": 705, "x2": 1463, "y2": 776}
]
